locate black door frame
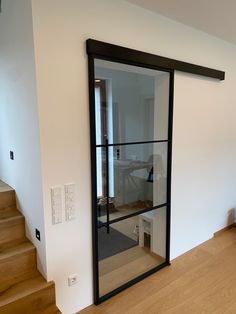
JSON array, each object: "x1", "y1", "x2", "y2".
[{"x1": 86, "y1": 39, "x2": 225, "y2": 304}]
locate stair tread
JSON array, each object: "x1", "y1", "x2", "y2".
[
  {"x1": 42, "y1": 305, "x2": 62, "y2": 314},
  {"x1": 0, "y1": 207, "x2": 23, "y2": 222},
  {"x1": 0, "y1": 239, "x2": 35, "y2": 261},
  {"x1": 0, "y1": 273, "x2": 54, "y2": 306},
  {"x1": 0, "y1": 181, "x2": 57, "y2": 312},
  {"x1": 0, "y1": 181, "x2": 13, "y2": 193}
]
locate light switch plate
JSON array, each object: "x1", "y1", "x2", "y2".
[
  {"x1": 65, "y1": 184, "x2": 76, "y2": 221},
  {"x1": 51, "y1": 186, "x2": 63, "y2": 224}
]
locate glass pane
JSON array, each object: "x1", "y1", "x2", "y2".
[
  {"x1": 94, "y1": 59, "x2": 170, "y2": 145},
  {"x1": 96, "y1": 142, "x2": 167, "y2": 222},
  {"x1": 96, "y1": 146, "x2": 114, "y2": 225},
  {"x1": 98, "y1": 207, "x2": 167, "y2": 297}
]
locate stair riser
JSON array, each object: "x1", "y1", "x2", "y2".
[
  {"x1": 0, "y1": 284, "x2": 56, "y2": 314},
  {"x1": 0, "y1": 191, "x2": 15, "y2": 210},
  {"x1": 0, "y1": 182, "x2": 59, "y2": 313},
  {"x1": 0, "y1": 217, "x2": 25, "y2": 244},
  {"x1": 0, "y1": 249, "x2": 37, "y2": 284}
]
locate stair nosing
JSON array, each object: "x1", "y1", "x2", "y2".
[
  {"x1": 0, "y1": 206, "x2": 18, "y2": 211},
  {"x1": 0, "y1": 242, "x2": 36, "y2": 262},
  {"x1": 0, "y1": 215, "x2": 24, "y2": 224},
  {"x1": 0, "y1": 187, "x2": 14, "y2": 193},
  {"x1": 0, "y1": 275, "x2": 54, "y2": 307}
]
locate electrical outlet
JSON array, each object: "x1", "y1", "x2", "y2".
[{"x1": 68, "y1": 274, "x2": 78, "y2": 286}]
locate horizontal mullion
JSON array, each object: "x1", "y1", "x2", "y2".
[
  {"x1": 96, "y1": 139, "x2": 170, "y2": 148},
  {"x1": 97, "y1": 202, "x2": 168, "y2": 227}
]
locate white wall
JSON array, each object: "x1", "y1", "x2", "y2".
[
  {"x1": 0, "y1": 0, "x2": 47, "y2": 276},
  {"x1": 30, "y1": 0, "x2": 236, "y2": 312},
  {"x1": 171, "y1": 71, "x2": 236, "y2": 258}
]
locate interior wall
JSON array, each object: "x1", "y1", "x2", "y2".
[
  {"x1": 0, "y1": 0, "x2": 47, "y2": 276},
  {"x1": 172, "y1": 71, "x2": 236, "y2": 257},
  {"x1": 31, "y1": 0, "x2": 236, "y2": 312}
]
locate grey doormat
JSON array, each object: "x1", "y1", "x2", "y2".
[{"x1": 98, "y1": 226, "x2": 137, "y2": 260}]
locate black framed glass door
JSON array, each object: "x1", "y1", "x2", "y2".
[{"x1": 88, "y1": 43, "x2": 174, "y2": 304}]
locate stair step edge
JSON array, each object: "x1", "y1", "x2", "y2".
[
  {"x1": 0, "y1": 208, "x2": 22, "y2": 215},
  {"x1": 0, "y1": 215, "x2": 24, "y2": 224},
  {"x1": 0, "y1": 205, "x2": 18, "y2": 211},
  {"x1": 0, "y1": 238, "x2": 28, "y2": 249},
  {"x1": 0, "y1": 189, "x2": 14, "y2": 194},
  {"x1": 0, "y1": 275, "x2": 55, "y2": 307},
  {"x1": 0, "y1": 242, "x2": 35, "y2": 262},
  {"x1": 0, "y1": 181, "x2": 14, "y2": 192},
  {"x1": 42, "y1": 305, "x2": 62, "y2": 314},
  {"x1": 0, "y1": 190, "x2": 16, "y2": 209}
]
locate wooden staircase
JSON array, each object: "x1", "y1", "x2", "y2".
[{"x1": 0, "y1": 181, "x2": 60, "y2": 314}]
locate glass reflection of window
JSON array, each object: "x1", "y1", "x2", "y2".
[{"x1": 95, "y1": 80, "x2": 114, "y2": 198}]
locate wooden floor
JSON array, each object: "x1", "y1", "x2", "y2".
[
  {"x1": 99, "y1": 246, "x2": 164, "y2": 296},
  {"x1": 81, "y1": 227, "x2": 236, "y2": 314}
]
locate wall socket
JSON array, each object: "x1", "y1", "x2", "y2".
[{"x1": 68, "y1": 274, "x2": 78, "y2": 286}]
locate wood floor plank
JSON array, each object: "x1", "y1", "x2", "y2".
[
  {"x1": 81, "y1": 227, "x2": 236, "y2": 314},
  {"x1": 99, "y1": 248, "x2": 163, "y2": 296}
]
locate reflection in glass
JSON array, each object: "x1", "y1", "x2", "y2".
[
  {"x1": 96, "y1": 143, "x2": 167, "y2": 222},
  {"x1": 94, "y1": 57, "x2": 170, "y2": 300},
  {"x1": 94, "y1": 59, "x2": 170, "y2": 145},
  {"x1": 98, "y1": 207, "x2": 167, "y2": 297}
]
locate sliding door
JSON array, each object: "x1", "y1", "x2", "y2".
[{"x1": 88, "y1": 49, "x2": 173, "y2": 304}]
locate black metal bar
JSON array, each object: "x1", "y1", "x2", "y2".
[
  {"x1": 87, "y1": 39, "x2": 225, "y2": 81},
  {"x1": 166, "y1": 70, "x2": 175, "y2": 264},
  {"x1": 105, "y1": 138, "x2": 110, "y2": 234},
  {"x1": 87, "y1": 55, "x2": 100, "y2": 304},
  {"x1": 96, "y1": 139, "x2": 169, "y2": 148},
  {"x1": 98, "y1": 261, "x2": 169, "y2": 304},
  {"x1": 98, "y1": 203, "x2": 168, "y2": 228}
]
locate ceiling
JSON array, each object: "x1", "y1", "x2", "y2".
[{"x1": 126, "y1": 0, "x2": 236, "y2": 45}]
